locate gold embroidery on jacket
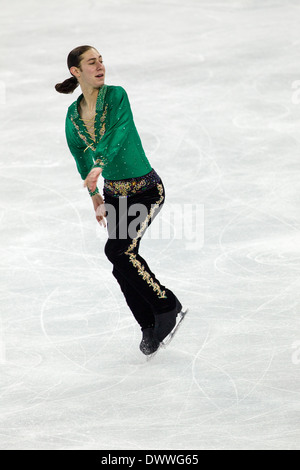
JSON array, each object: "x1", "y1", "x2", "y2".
[
  {"x1": 94, "y1": 158, "x2": 106, "y2": 169},
  {"x1": 125, "y1": 184, "x2": 167, "y2": 299},
  {"x1": 71, "y1": 103, "x2": 108, "y2": 158},
  {"x1": 99, "y1": 104, "x2": 108, "y2": 139},
  {"x1": 71, "y1": 117, "x2": 96, "y2": 152}
]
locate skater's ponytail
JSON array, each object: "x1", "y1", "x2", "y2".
[
  {"x1": 55, "y1": 45, "x2": 94, "y2": 94},
  {"x1": 55, "y1": 76, "x2": 78, "y2": 94}
]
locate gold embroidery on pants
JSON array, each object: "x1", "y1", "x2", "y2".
[
  {"x1": 125, "y1": 184, "x2": 167, "y2": 299},
  {"x1": 104, "y1": 179, "x2": 147, "y2": 197}
]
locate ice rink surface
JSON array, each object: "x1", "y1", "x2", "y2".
[{"x1": 1, "y1": 0, "x2": 300, "y2": 450}]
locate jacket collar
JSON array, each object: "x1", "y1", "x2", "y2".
[{"x1": 70, "y1": 84, "x2": 108, "y2": 120}]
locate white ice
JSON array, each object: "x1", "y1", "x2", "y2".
[{"x1": 0, "y1": 0, "x2": 300, "y2": 450}]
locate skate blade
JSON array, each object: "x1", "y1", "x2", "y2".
[
  {"x1": 162, "y1": 308, "x2": 188, "y2": 347},
  {"x1": 146, "y1": 345, "x2": 162, "y2": 361}
]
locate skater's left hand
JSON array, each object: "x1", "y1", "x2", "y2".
[{"x1": 84, "y1": 167, "x2": 102, "y2": 193}]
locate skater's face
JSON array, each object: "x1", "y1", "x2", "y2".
[{"x1": 70, "y1": 48, "x2": 105, "y2": 89}]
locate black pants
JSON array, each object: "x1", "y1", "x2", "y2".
[{"x1": 104, "y1": 181, "x2": 178, "y2": 330}]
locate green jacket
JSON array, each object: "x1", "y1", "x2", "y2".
[{"x1": 65, "y1": 85, "x2": 152, "y2": 196}]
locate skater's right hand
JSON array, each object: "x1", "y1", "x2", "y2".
[
  {"x1": 92, "y1": 194, "x2": 107, "y2": 227},
  {"x1": 84, "y1": 167, "x2": 102, "y2": 193}
]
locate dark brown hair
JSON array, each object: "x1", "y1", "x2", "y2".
[{"x1": 55, "y1": 45, "x2": 94, "y2": 94}]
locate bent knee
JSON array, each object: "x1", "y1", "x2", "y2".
[{"x1": 104, "y1": 240, "x2": 128, "y2": 264}]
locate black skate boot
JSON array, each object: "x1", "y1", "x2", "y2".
[
  {"x1": 139, "y1": 327, "x2": 160, "y2": 356},
  {"x1": 154, "y1": 297, "x2": 183, "y2": 343}
]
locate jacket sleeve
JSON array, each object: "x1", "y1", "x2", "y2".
[
  {"x1": 92, "y1": 86, "x2": 132, "y2": 170},
  {"x1": 65, "y1": 116, "x2": 99, "y2": 196}
]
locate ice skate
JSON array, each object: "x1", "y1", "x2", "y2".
[
  {"x1": 146, "y1": 307, "x2": 188, "y2": 360},
  {"x1": 139, "y1": 327, "x2": 160, "y2": 356},
  {"x1": 161, "y1": 307, "x2": 188, "y2": 346},
  {"x1": 153, "y1": 297, "x2": 183, "y2": 343}
]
